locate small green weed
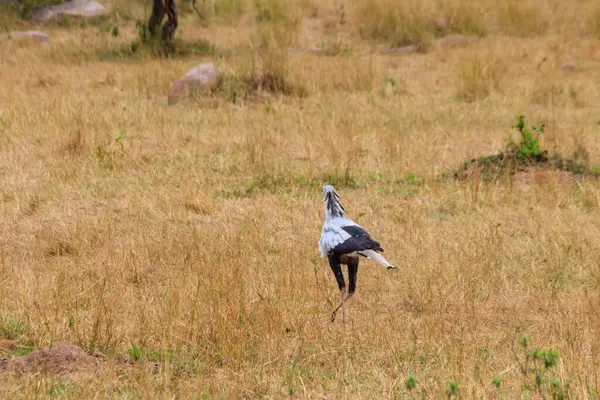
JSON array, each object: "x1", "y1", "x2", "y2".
[
  {"x1": 0, "y1": 313, "x2": 27, "y2": 340},
  {"x1": 127, "y1": 342, "x2": 142, "y2": 362},
  {"x1": 127, "y1": 342, "x2": 175, "y2": 363},
  {"x1": 514, "y1": 334, "x2": 570, "y2": 398},
  {"x1": 446, "y1": 381, "x2": 459, "y2": 398},
  {"x1": 405, "y1": 374, "x2": 418, "y2": 390},
  {"x1": 46, "y1": 381, "x2": 73, "y2": 397},
  {"x1": 506, "y1": 114, "x2": 546, "y2": 161},
  {"x1": 93, "y1": 133, "x2": 127, "y2": 169},
  {"x1": 492, "y1": 376, "x2": 502, "y2": 389},
  {"x1": 13, "y1": 345, "x2": 34, "y2": 356}
]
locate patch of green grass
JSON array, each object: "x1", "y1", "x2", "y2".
[
  {"x1": 0, "y1": 313, "x2": 27, "y2": 340},
  {"x1": 127, "y1": 342, "x2": 174, "y2": 363},
  {"x1": 46, "y1": 380, "x2": 74, "y2": 398},
  {"x1": 99, "y1": 35, "x2": 217, "y2": 61},
  {"x1": 12, "y1": 345, "x2": 34, "y2": 356}
]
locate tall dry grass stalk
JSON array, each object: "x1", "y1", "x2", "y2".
[
  {"x1": 355, "y1": 0, "x2": 434, "y2": 50},
  {"x1": 455, "y1": 49, "x2": 505, "y2": 102}
]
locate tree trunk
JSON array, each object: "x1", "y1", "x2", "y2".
[
  {"x1": 148, "y1": 0, "x2": 165, "y2": 39},
  {"x1": 148, "y1": 0, "x2": 178, "y2": 44}
]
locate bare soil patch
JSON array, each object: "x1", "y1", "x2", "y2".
[{"x1": 0, "y1": 341, "x2": 100, "y2": 376}]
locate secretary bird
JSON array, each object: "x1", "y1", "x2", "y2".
[{"x1": 318, "y1": 185, "x2": 398, "y2": 322}]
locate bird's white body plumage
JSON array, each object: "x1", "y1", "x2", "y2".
[
  {"x1": 318, "y1": 185, "x2": 396, "y2": 269},
  {"x1": 319, "y1": 217, "x2": 358, "y2": 258}
]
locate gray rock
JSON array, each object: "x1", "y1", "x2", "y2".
[
  {"x1": 0, "y1": 31, "x2": 50, "y2": 43},
  {"x1": 32, "y1": 0, "x2": 108, "y2": 22},
  {"x1": 168, "y1": 63, "x2": 221, "y2": 105}
]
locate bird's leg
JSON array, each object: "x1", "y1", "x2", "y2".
[
  {"x1": 347, "y1": 256, "x2": 359, "y2": 303},
  {"x1": 331, "y1": 287, "x2": 347, "y2": 324},
  {"x1": 328, "y1": 255, "x2": 346, "y2": 322},
  {"x1": 339, "y1": 257, "x2": 359, "y2": 326}
]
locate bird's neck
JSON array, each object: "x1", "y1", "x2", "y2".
[{"x1": 324, "y1": 201, "x2": 344, "y2": 221}]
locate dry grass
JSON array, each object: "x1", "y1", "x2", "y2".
[
  {"x1": 1, "y1": 0, "x2": 600, "y2": 398},
  {"x1": 355, "y1": 0, "x2": 435, "y2": 51},
  {"x1": 455, "y1": 48, "x2": 505, "y2": 102}
]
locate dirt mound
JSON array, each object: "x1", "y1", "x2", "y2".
[
  {"x1": 455, "y1": 152, "x2": 591, "y2": 181},
  {"x1": 455, "y1": 115, "x2": 598, "y2": 182},
  {"x1": 0, "y1": 341, "x2": 99, "y2": 375}
]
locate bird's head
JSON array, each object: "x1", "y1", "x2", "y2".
[
  {"x1": 322, "y1": 184, "x2": 338, "y2": 199},
  {"x1": 322, "y1": 185, "x2": 345, "y2": 219}
]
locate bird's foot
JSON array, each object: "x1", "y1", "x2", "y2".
[
  {"x1": 330, "y1": 311, "x2": 337, "y2": 322},
  {"x1": 387, "y1": 265, "x2": 399, "y2": 270}
]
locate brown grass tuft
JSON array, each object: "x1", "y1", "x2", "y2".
[
  {"x1": 355, "y1": 0, "x2": 434, "y2": 51},
  {"x1": 455, "y1": 49, "x2": 505, "y2": 102},
  {"x1": 495, "y1": 0, "x2": 548, "y2": 37},
  {"x1": 441, "y1": 0, "x2": 488, "y2": 36}
]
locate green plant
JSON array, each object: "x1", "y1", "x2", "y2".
[
  {"x1": 506, "y1": 114, "x2": 546, "y2": 161},
  {"x1": 127, "y1": 342, "x2": 142, "y2": 362},
  {"x1": 405, "y1": 374, "x2": 417, "y2": 390},
  {"x1": 514, "y1": 334, "x2": 569, "y2": 398},
  {"x1": 93, "y1": 133, "x2": 128, "y2": 169},
  {"x1": 127, "y1": 342, "x2": 175, "y2": 363},
  {"x1": 492, "y1": 376, "x2": 502, "y2": 389},
  {"x1": 446, "y1": 381, "x2": 459, "y2": 398},
  {"x1": 0, "y1": 313, "x2": 27, "y2": 340},
  {"x1": 13, "y1": 345, "x2": 33, "y2": 356},
  {"x1": 550, "y1": 377, "x2": 570, "y2": 400}
]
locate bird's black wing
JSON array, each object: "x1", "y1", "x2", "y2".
[{"x1": 332, "y1": 225, "x2": 384, "y2": 255}]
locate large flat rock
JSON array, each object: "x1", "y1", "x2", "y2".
[
  {"x1": 168, "y1": 63, "x2": 222, "y2": 105},
  {"x1": 32, "y1": 0, "x2": 108, "y2": 22}
]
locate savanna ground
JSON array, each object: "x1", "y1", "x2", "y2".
[{"x1": 1, "y1": 0, "x2": 600, "y2": 398}]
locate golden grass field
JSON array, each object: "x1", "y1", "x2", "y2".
[{"x1": 1, "y1": 0, "x2": 600, "y2": 398}]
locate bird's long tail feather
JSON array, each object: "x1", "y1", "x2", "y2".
[{"x1": 359, "y1": 250, "x2": 397, "y2": 269}]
